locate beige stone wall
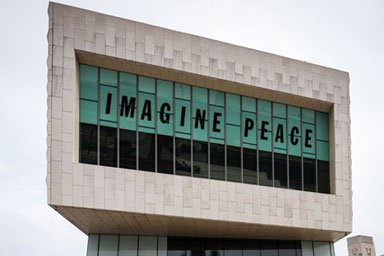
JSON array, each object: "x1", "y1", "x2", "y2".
[{"x1": 46, "y1": 2, "x2": 352, "y2": 241}]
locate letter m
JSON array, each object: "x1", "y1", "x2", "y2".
[{"x1": 120, "y1": 96, "x2": 136, "y2": 118}]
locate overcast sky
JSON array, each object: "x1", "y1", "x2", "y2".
[{"x1": 0, "y1": 0, "x2": 383, "y2": 255}]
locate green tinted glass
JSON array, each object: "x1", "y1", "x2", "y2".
[
  {"x1": 209, "y1": 90, "x2": 224, "y2": 106},
  {"x1": 80, "y1": 65, "x2": 98, "y2": 101},
  {"x1": 226, "y1": 93, "x2": 240, "y2": 125},
  {"x1": 317, "y1": 141, "x2": 329, "y2": 161},
  {"x1": 193, "y1": 87, "x2": 208, "y2": 142},
  {"x1": 175, "y1": 83, "x2": 190, "y2": 100},
  {"x1": 119, "y1": 77, "x2": 136, "y2": 131},
  {"x1": 242, "y1": 112, "x2": 256, "y2": 145},
  {"x1": 138, "y1": 92, "x2": 155, "y2": 128},
  {"x1": 273, "y1": 103, "x2": 286, "y2": 118},
  {"x1": 80, "y1": 99, "x2": 97, "y2": 124},
  {"x1": 100, "y1": 86, "x2": 117, "y2": 123},
  {"x1": 227, "y1": 125, "x2": 240, "y2": 147},
  {"x1": 303, "y1": 123, "x2": 315, "y2": 154},
  {"x1": 316, "y1": 111, "x2": 329, "y2": 141},
  {"x1": 273, "y1": 117, "x2": 286, "y2": 150},
  {"x1": 210, "y1": 106, "x2": 224, "y2": 140},
  {"x1": 242, "y1": 96, "x2": 256, "y2": 112},
  {"x1": 303, "y1": 109, "x2": 315, "y2": 124},
  {"x1": 175, "y1": 99, "x2": 190, "y2": 135},
  {"x1": 157, "y1": 80, "x2": 173, "y2": 136},
  {"x1": 100, "y1": 68, "x2": 117, "y2": 86},
  {"x1": 258, "y1": 100, "x2": 272, "y2": 152},
  {"x1": 139, "y1": 76, "x2": 155, "y2": 93}
]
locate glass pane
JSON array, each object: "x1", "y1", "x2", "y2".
[
  {"x1": 301, "y1": 241, "x2": 313, "y2": 256},
  {"x1": 260, "y1": 240, "x2": 278, "y2": 256},
  {"x1": 139, "y1": 93, "x2": 155, "y2": 129},
  {"x1": 242, "y1": 112, "x2": 257, "y2": 146},
  {"x1": 80, "y1": 123, "x2": 98, "y2": 165},
  {"x1": 120, "y1": 74, "x2": 136, "y2": 131},
  {"x1": 139, "y1": 236, "x2": 157, "y2": 256},
  {"x1": 316, "y1": 112, "x2": 329, "y2": 141},
  {"x1": 210, "y1": 143, "x2": 225, "y2": 181},
  {"x1": 158, "y1": 135, "x2": 174, "y2": 174},
  {"x1": 119, "y1": 235, "x2": 138, "y2": 256},
  {"x1": 193, "y1": 141, "x2": 208, "y2": 178},
  {"x1": 158, "y1": 237, "x2": 168, "y2": 256},
  {"x1": 175, "y1": 83, "x2": 191, "y2": 100},
  {"x1": 304, "y1": 158, "x2": 316, "y2": 192},
  {"x1": 302, "y1": 109, "x2": 314, "y2": 124},
  {"x1": 193, "y1": 87, "x2": 208, "y2": 142},
  {"x1": 80, "y1": 99, "x2": 98, "y2": 125},
  {"x1": 226, "y1": 93, "x2": 240, "y2": 125},
  {"x1": 80, "y1": 65, "x2": 98, "y2": 101},
  {"x1": 100, "y1": 68, "x2": 117, "y2": 87},
  {"x1": 243, "y1": 239, "x2": 260, "y2": 256},
  {"x1": 227, "y1": 146, "x2": 241, "y2": 182},
  {"x1": 258, "y1": 100, "x2": 272, "y2": 153},
  {"x1": 303, "y1": 124, "x2": 315, "y2": 155},
  {"x1": 288, "y1": 106, "x2": 301, "y2": 157},
  {"x1": 99, "y1": 235, "x2": 118, "y2": 256},
  {"x1": 187, "y1": 238, "x2": 205, "y2": 256},
  {"x1": 274, "y1": 153, "x2": 287, "y2": 188},
  {"x1": 289, "y1": 155, "x2": 302, "y2": 190},
  {"x1": 224, "y1": 239, "x2": 242, "y2": 256},
  {"x1": 209, "y1": 90, "x2": 224, "y2": 106},
  {"x1": 227, "y1": 125, "x2": 240, "y2": 147},
  {"x1": 168, "y1": 237, "x2": 186, "y2": 256},
  {"x1": 120, "y1": 129, "x2": 136, "y2": 169},
  {"x1": 175, "y1": 99, "x2": 191, "y2": 136},
  {"x1": 100, "y1": 86, "x2": 117, "y2": 123},
  {"x1": 205, "y1": 239, "x2": 223, "y2": 256},
  {"x1": 139, "y1": 76, "x2": 155, "y2": 93},
  {"x1": 242, "y1": 96, "x2": 256, "y2": 112},
  {"x1": 158, "y1": 80, "x2": 173, "y2": 136},
  {"x1": 139, "y1": 132, "x2": 155, "y2": 171},
  {"x1": 278, "y1": 241, "x2": 296, "y2": 256},
  {"x1": 259, "y1": 151, "x2": 272, "y2": 186},
  {"x1": 243, "y1": 148, "x2": 257, "y2": 184},
  {"x1": 175, "y1": 138, "x2": 191, "y2": 176},
  {"x1": 318, "y1": 160, "x2": 330, "y2": 194},
  {"x1": 87, "y1": 234, "x2": 99, "y2": 256},
  {"x1": 313, "y1": 242, "x2": 331, "y2": 256},
  {"x1": 210, "y1": 106, "x2": 224, "y2": 140},
  {"x1": 100, "y1": 126, "x2": 117, "y2": 167}
]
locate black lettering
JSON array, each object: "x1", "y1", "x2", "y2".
[
  {"x1": 141, "y1": 100, "x2": 152, "y2": 121},
  {"x1": 244, "y1": 118, "x2": 254, "y2": 137},
  {"x1": 160, "y1": 103, "x2": 171, "y2": 123},
  {"x1": 290, "y1": 126, "x2": 299, "y2": 145},
  {"x1": 105, "y1": 93, "x2": 112, "y2": 114},
  {"x1": 261, "y1": 121, "x2": 269, "y2": 140},
  {"x1": 195, "y1": 109, "x2": 206, "y2": 129},
  {"x1": 213, "y1": 112, "x2": 222, "y2": 132},
  {"x1": 275, "y1": 124, "x2": 284, "y2": 143},
  {"x1": 180, "y1": 106, "x2": 186, "y2": 126},
  {"x1": 120, "y1": 96, "x2": 136, "y2": 118},
  {"x1": 305, "y1": 129, "x2": 313, "y2": 148}
]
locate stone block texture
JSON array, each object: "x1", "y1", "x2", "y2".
[{"x1": 46, "y1": 2, "x2": 352, "y2": 241}]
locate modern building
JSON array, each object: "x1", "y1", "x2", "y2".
[
  {"x1": 46, "y1": 2, "x2": 352, "y2": 256},
  {"x1": 348, "y1": 236, "x2": 376, "y2": 256}
]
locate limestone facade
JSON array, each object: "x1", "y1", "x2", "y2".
[{"x1": 46, "y1": 2, "x2": 352, "y2": 241}]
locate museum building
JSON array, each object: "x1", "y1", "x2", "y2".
[{"x1": 46, "y1": 2, "x2": 352, "y2": 256}]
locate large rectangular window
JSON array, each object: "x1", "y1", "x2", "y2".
[{"x1": 79, "y1": 64, "x2": 331, "y2": 194}]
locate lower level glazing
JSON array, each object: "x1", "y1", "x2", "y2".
[{"x1": 87, "y1": 235, "x2": 335, "y2": 256}]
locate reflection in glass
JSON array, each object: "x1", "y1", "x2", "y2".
[
  {"x1": 243, "y1": 239, "x2": 260, "y2": 256},
  {"x1": 100, "y1": 126, "x2": 117, "y2": 167},
  {"x1": 304, "y1": 158, "x2": 316, "y2": 192},
  {"x1": 274, "y1": 153, "x2": 287, "y2": 188},
  {"x1": 187, "y1": 238, "x2": 205, "y2": 256},
  {"x1": 193, "y1": 141, "x2": 208, "y2": 178},
  {"x1": 158, "y1": 135, "x2": 173, "y2": 174},
  {"x1": 210, "y1": 143, "x2": 225, "y2": 181},
  {"x1": 120, "y1": 129, "x2": 136, "y2": 169},
  {"x1": 260, "y1": 240, "x2": 278, "y2": 256},
  {"x1": 318, "y1": 160, "x2": 330, "y2": 194},
  {"x1": 80, "y1": 123, "x2": 98, "y2": 165},
  {"x1": 224, "y1": 239, "x2": 242, "y2": 256},
  {"x1": 289, "y1": 156, "x2": 302, "y2": 190},
  {"x1": 205, "y1": 239, "x2": 223, "y2": 256},
  {"x1": 278, "y1": 240, "x2": 296, "y2": 256},
  {"x1": 168, "y1": 237, "x2": 186, "y2": 256},
  {"x1": 139, "y1": 132, "x2": 155, "y2": 172},
  {"x1": 243, "y1": 148, "x2": 257, "y2": 184},
  {"x1": 176, "y1": 138, "x2": 191, "y2": 176},
  {"x1": 227, "y1": 146, "x2": 241, "y2": 182},
  {"x1": 259, "y1": 151, "x2": 273, "y2": 187}
]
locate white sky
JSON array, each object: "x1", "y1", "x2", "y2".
[{"x1": 0, "y1": 0, "x2": 383, "y2": 255}]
